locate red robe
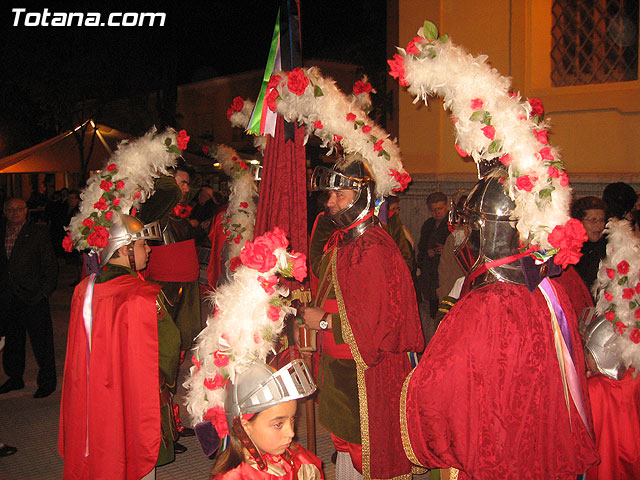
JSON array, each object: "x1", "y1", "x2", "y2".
[
  {"x1": 403, "y1": 280, "x2": 599, "y2": 479},
  {"x1": 586, "y1": 369, "x2": 640, "y2": 480},
  {"x1": 59, "y1": 275, "x2": 162, "y2": 479},
  {"x1": 333, "y1": 225, "x2": 425, "y2": 479},
  {"x1": 212, "y1": 443, "x2": 324, "y2": 479}
]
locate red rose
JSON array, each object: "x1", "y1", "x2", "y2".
[
  {"x1": 313, "y1": 120, "x2": 323, "y2": 129},
  {"x1": 606, "y1": 268, "x2": 616, "y2": 279},
  {"x1": 191, "y1": 355, "x2": 201, "y2": 372},
  {"x1": 204, "y1": 406, "x2": 229, "y2": 438},
  {"x1": 539, "y1": 146, "x2": 554, "y2": 161},
  {"x1": 233, "y1": 235, "x2": 241, "y2": 244},
  {"x1": 172, "y1": 203, "x2": 192, "y2": 218},
  {"x1": 203, "y1": 373, "x2": 228, "y2": 391},
  {"x1": 239, "y1": 202, "x2": 249, "y2": 209},
  {"x1": 405, "y1": 36, "x2": 423, "y2": 55},
  {"x1": 229, "y1": 256, "x2": 242, "y2": 272},
  {"x1": 346, "y1": 112, "x2": 356, "y2": 122},
  {"x1": 230, "y1": 96, "x2": 244, "y2": 112},
  {"x1": 105, "y1": 211, "x2": 113, "y2": 221},
  {"x1": 499, "y1": 153, "x2": 511, "y2": 165},
  {"x1": 553, "y1": 246, "x2": 582, "y2": 269},
  {"x1": 115, "y1": 180, "x2": 125, "y2": 190},
  {"x1": 267, "y1": 74, "x2": 281, "y2": 90},
  {"x1": 226, "y1": 107, "x2": 235, "y2": 119},
  {"x1": 604, "y1": 292, "x2": 613, "y2": 302},
  {"x1": 87, "y1": 225, "x2": 109, "y2": 249},
  {"x1": 630, "y1": 329, "x2": 640, "y2": 344},
  {"x1": 623, "y1": 288, "x2": 635, "y2": 300},
  {"x1": 455, "y1": 144, "x2": 468, "y2": 157},
  {"x1": 548, "y1": 166, "x2": 560, "y2": 178},
  {"x1": 605, "y1": 311, "x2": 616, "y2": 322},
  {"x1": 615, "y1": 322, "x2": 627, "y2": 335},
  {"x1": 267, "y1": 305, "x2": 281, "y2": 322},
  {"x1": 333, "y1": 134, "x2": 343, "y2": 142},
  {"x1": 481, "y1": 125, "x2": 495, "y2": 140},
  {"x1": 390, "y1": 169, "x2": 412, "y2": 192},
  {"x1": 287, "y1": 67, "x2": 309, "y2": 95},
  {"x1": 533, "y1": 129, "x2": 548, "y2": 144},
  {"x1": 106, "y1": 163, "x2": 117, "y2": 172},
  {"x1": 238, "y1": 160, "x2": 248, "y2": 170},
  {"x1": 470, "y1": 98, "x2": 484, "y2": 110},
  {"x1": 213, "y1": 350, "x2": 229, "y2": 367},
  {"x1": 257, "y1": 275, "x2": 279, "y2": 295},
  {"x1": 93, "y1": 197, "x2": 108, "y2": 210},
  {"x1": 134, "y1": 191, "x2": 142, "y2": 199},
  {"x1": 112, "y1": 197, "x2": 120, "y2": 207},
  {"x1": 362, "y1": 125, "x2": 372, "y2": 134},
  {"x1": 373, "y1": 139, "x2": 384, "y2": 152},
  {"x1": 559, "y1": 171, "x2": 569, "y2": 187},
  {"x1": 62, "y1": 232, "x2": 74, "y2": 252},
  {"x1": 353, "y1": 80, "x2": 373, "y2": 95},
  {"x1": 82, "y1": 217, "x2": 95, "y2": 228},
  {"x1": 387, "y1": 54, "x2": 408, "y2": 87},
  {"x1": 636, "y1": 283, "x2": 640, "y2": 294},
  {"x1": 528, "y1": 98, "x2": 544, "y2": 117},
  {"x1": 202, "y1": 145, "x2": 209, "y2": 155},
  {"x1": 548, "y1": 218, "x2": 587, "y2": 268},
  {"x1": 515, "y1": 175, "x2": 536, "y2": 192},
  {"x1": 240, "y1": 237, "x2": 278, "y2": 273},
  {"x1": 263, "y1": 226, "x2": 289, "y2": 250},
  {"x1": 177, "y1": 130, "x2": 190, "y2": 150},
  {"x1": 636, "y1": 309, "x2": 640, "y2": 320},
  {"x1": 291, "y1": 253, "x2": 307, "y2": 282},
  {"x1": 618, "y1": 260, "x2": 630, "y2": 275},
  {"x1": 100, "y1": 180, "x2": 113, "y2": 191}
]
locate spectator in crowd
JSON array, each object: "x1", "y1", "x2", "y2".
[
  {"x1": 572, "y1": 196, "x2": 607, "y2": 297},
  {"x1": 416, "y1": 192, "x2": 450, "y2": 318},
  {"x1": 0, "y1": 197, "x2": 58, "y2": 398},
  {"x1": 631, "y1": 208, "x2": 640, "y2": 240},
  {"x1": 603, "y1": 182, "x2": 637, "y2": 220}
]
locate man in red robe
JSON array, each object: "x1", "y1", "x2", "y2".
[
  {"x1": 401, "y1": 169, "x2": 599, "y2": 479},
  {"x1": 302, "y1": 159, "x2": 425, "y2": 479},
  {"x1": 59, "y1": 214, "x2": 181, "y2": 479}
]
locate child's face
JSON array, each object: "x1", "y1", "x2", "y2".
[
  {"x1": 243, "y1": 400, "x2": 297, "y2": 455},
  {"x1": 585, "y1": 351, "x2": 598, "y2": 377}
]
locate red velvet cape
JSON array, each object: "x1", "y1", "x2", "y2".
[
  {"x1": 335, "y1": 225, "x2": 425, "y2": 479},
  {"x1": 403, "y1": 280, "x2": 599, "y2": 479},
  {"x1": 586, "y1": 369, "x2": 640, "y2": 480},
  {"x1": 59, "y1": 275, "x2": 162, "y2": 479}
]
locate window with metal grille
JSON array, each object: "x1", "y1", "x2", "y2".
[{"x1": 551, "y1": 0, "x2": 638, "y2": 86}]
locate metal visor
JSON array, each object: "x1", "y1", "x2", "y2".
[{"x1": 310, "y1": 166, "x2": 362, "y2": 192}]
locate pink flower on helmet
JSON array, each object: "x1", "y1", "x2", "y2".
[
  {"x1": 373, "y1": 139, "x2": 384, "y2": 152},
  {"x1": 257, "y1": 275, "x2": 279, "y2": 295},
  {"x1": 287, "y1": 68, "x2": 309, "y2": 95},
  {"x1": 515, "y1": 175, "x2": 536, "y2": 192},
  {"x1": 618, "y1": 260, "x2": 630, "y2": 275},
  {"x1": 470, "y1": 98, "x2": 484, "y2": 110},
  {"x1": 539, "y1": 146, "x2": 554, "y2": 161},
  {"x1": 387, "y1": 54, "x2": 408, "y2": 87},
  {"x1": 291, "y1": 253, "x2": 307, "y2": 282},
  {"x1": 87, "y1": 225, "x2": 109, "y2": 249},
  {"x1": 605, "y1": 311, "x2": 616, "y2": 322},
  {"x1": 559, "y1": 171, "x2": 569, "y2": 187},
  {"x1": 499, "y1": 153, "x2": 511, "y2": 165},
  {"x1": 405, "y1": 36, "x2": 423, "y2": 55},
  {"x1": 548, "y1": 166, "x2": 560, "y2": 178},
  {"x1": 203, "y1": 373, "x2": 228, "y2": 391},
  {"x1": 528, "y1": 98, "x2": 544, "y2": 117},
  {"x1": 204, "y1": 406, "x2": 229, "y2": 438},
  {"x1": 481, "y1": 125, "x2": 495, "y2": 140},
  {"x1": 264, "y1": 226, "x2": 289, "y2": 250},
  {"x1": 267, "y1": 305, "x2": 281, "y2": 322},
  {"x1": 533, "y1": 129, "x2": 549, "y2": 144},
  {"x1": 213, "y1": 350, "x2": 229, "y2": 368},
  {"x1": 241, "y1": 237, "x2": 278, "y2": 273},
  {"x1": 548, "y1": 218, "x2": 587, "y2": 268}
]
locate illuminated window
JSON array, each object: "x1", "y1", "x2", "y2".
[{"x1": 551, "y1": 0, "x2": 638, "y2": 86}]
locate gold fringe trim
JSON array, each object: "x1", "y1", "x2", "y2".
[{"x1": 399, "y1": 368, "x2": 425, "y2": 468}]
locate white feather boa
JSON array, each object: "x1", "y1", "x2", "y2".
[
  {"x1": 228, "y1": 98, "x2": 267, "y2": 153},
  {"x1": 207, "y1": 144, "x2": 259, "y2": 262},
  {"x1": 593, "y1": 219, "x2": 640, "y2": 374},
  {"x1": 65, "y1": 127, "x2": 183, "y2": 252},
  {"x1": 390, "y1": 21, "x2": 574, "y2": 253},
  {"x1": 268, "y1": 67, "x2": 411, "y2": 197},
  {"x1": 184, "y1": 227, "x2": 306, "y2": 425}
]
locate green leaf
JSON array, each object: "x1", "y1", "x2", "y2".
[
  {"x1": 488, "y1": 139, "x2": 502, "y2": 154},
  {"x1": 619, "y1": 276, "x2": 629, "y2": 286},
  {"x1": 539, "y1": 188, "x2": 554, "y2": 199},
  {"x1": 79, "y1": 226, "x2": 89, "y2": 235},
  {"x1": 427, "y1": 48, "x2": 437, "y2": 59},
  {"x1": 164, "y1": 138, "x2": 172, "y2": 146},
  {"x1": 469, "y1": 111, "x2": 484, "y2": 122},
  {"x1": 438, "y1": 33, "x2": 449, "y2": 43},
  {"x1": 383, "y1": 150, "x2": 391, "y2": 160},
  {"x1": 423, "y1": 20, "x2": 439, "y2": 41},
  {"x1": 630, "y1": 300, "x2": 638, "y2": 310},
  {"x1": 314, "y1": 85, "x2": 324, "y2": 97},
  {"x1": 482, "y1": 111, "x2": 492, "y2": 125},
  {"x1": 355, "y1": 120, "x2": 364, "y2": 127}
]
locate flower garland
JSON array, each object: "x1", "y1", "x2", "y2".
[
  {"x1": 206, "y1": 143, "x2": 259, "y2": 262},
  {"x1": 63, "y1": 127, "x2": 189, "y2": 253},
  {"x1": 388, "y1": 20, "x2": 578, "y2": 261},
  {"x1": 265, "y1": 67, "x2": 412, "y2": 197},
  {"x1": 593, "y1": 218, "x2": 640, "y2": 374},
  {"x1": 184, "y1": 227, "x2": 307, "y2": 434}
]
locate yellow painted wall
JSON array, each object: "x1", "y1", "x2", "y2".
[{"x1": 394, "y1": 0, "x2": 640, "y2": 175}]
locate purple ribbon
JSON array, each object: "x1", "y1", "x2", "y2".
[{"x1": 539, "y1": 278, "x2": 574, "y2": 363}]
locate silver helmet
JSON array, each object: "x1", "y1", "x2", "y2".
[
  {"x1": 310, "y1": 155, "x2": 376, "y2": 238},
  {"x1": 583, "y1": 315, "x2": 622, "y2": 380},
  {"x1": 452, "y1": 166, "x2": 525, "y2": 289},
  {"x1": 224, "y1": 359, "x2": 316, "y2": 429},
  {"x1": 100, "y1": 213, "x2": 162, "y2": 266}
]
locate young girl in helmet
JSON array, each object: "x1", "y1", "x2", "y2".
[{"x1": 209, "y1": 359, "x2": 323, "y2": 479}]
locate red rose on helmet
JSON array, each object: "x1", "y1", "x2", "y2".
[
  {"x1": 93, "y1": 197, "x2": 108, "y2": 210},
  {"x1": 623, "y1": 288, "x2": 635, "y2": 300},
  {"x1": 291, "y1": 253, "x2": 308, "y2": 282},
  {"x1": 528, "y1": 98, "x2": 544, "y2": 117},
  {"x1": 264, "y1": 226, "x2": 289, "y2": 250},
  {"x1": 287, "y1": 68, "x2": 309, "y2": 96},
  {"x1": 229, "y1": 256, "x2": 242, "y2": 273},
  {"x1": 617, "y1": 260, "x2": 630, "y2": 275},
  {"x1": 267, "y1": 305, "x2": 281, "y2": 322},
  {"x1": 362, "y1": 125, "x2": 372, "y2": 134},
  {"x1": 630, "y1": 329, "x2": 640, "y2": 344},
  {"x1": 177, "y1": 130, "x2": 190, "y2": 151},
  {"x1": 100, "y1": 180, "x2": 113, "y2": 191},
  {"x1": 82, "y1": 217, "x2": 95, "y2": 228},
  {"x1": 213, "y1": 350, "x2": 229, "y2": 368},
  {"x1": 353, "y1": 80, "x2": 373, "y2": 95},
  {"x1": 241, "y1": 237, "x2": 278, "y2": 273},
  {"x1": 106, "y1": 163, "x2": 117, "y2": 172},
  {"x1": 203, "y1": 373, "x2": 228, "y2": 391},
  {"x1": 62, "y1": 233, "x2": 74, "y2": 253},
  {"x1": 257, "y1": 275, "x2": 279, "y2": 295},
  {"x1": 548, "y1": 219, "x2": 587, "y2": 268},
  {"x1": 204, "y1": 406, "x2": 229, "y2": 438},
  {"x1": 605, "y1": 311, "x2": 616, "y2": 322},
  {"x1": 515, "y1": 174, "x2": 536, "y2": 192},
  {"x1": 87, "y1": 225, "x2": 109, "y2": 249}
]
